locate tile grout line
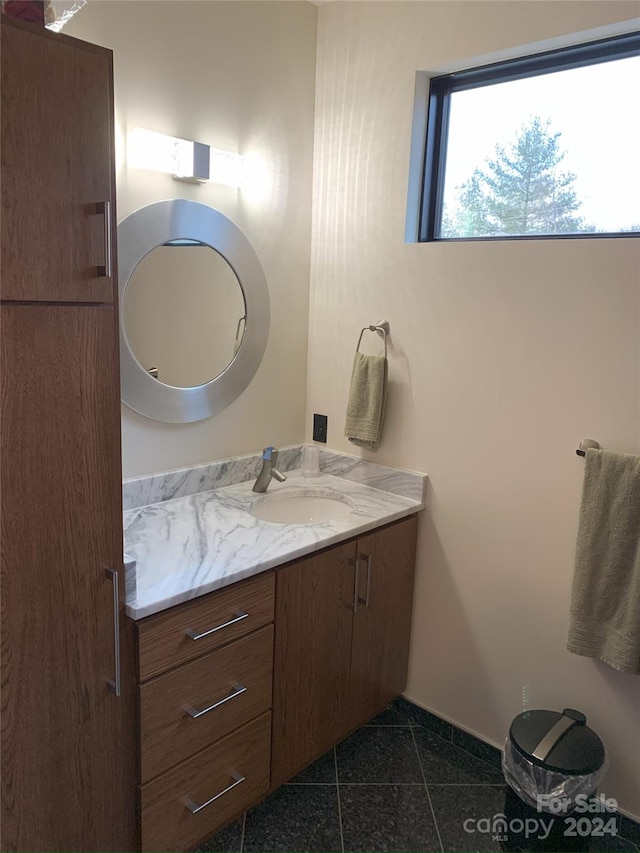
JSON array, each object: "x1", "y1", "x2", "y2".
[
  {"x1": 410, "y1": 722, "x2": 445, "y2": 853},
  {"x1": 334, "y1": 747, "x2": 345, "y2": 853}
]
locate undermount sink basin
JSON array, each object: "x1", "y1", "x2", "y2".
[{"x1": 250, "y1": 488, "x2": 354, "y2": 525}]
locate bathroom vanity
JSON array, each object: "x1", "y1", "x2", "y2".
[
  {"x1": 0, "y1": 16, "x2": 424, "y2": 852},
  {"x1": 124, "y1": 456, "x2": 424, "y2": 851}
]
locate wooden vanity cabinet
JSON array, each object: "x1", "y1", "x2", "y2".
[
  {"x1": 132, "y1": 516, "x2": 418, "y2": 847},
  {"x1": 347, "y1": 517, "x2": 418, "y2": 730},
  {"x1": 271, "y1": 515, "x2": 418, "y2": 787},
  {"x1": 270, "y1": 541, "x2": 357, "y2": 786},
  {"x1": 136, "y1": 572, "x2": 275, "y2": 852}
]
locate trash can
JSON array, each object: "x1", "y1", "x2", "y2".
[{"x1": 501, "y1": 708, "x2": 609, "y2": 851}]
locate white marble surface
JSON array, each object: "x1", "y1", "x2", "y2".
[
  {"x1": 318, "y1": 448, "x2": 426, "y2": 502},
  {"x1": 123, "y1": 446, "x2": 302, "y2": 511},
  {"x1": 123, "y1": 554, "x2": 136, "y2": 601},
  {"x1": 124, "y1": 469, "x2": 425, "y2": 620},
  {"x1": 123, "y1": 445, "x2": 425, "y2": 510}
]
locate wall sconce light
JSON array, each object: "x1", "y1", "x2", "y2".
[
  {"x1": 174, "y1": 140, "x2": 210, "y2": 183},
  {"x1": 127, "y1": 129, "x2": 244, "y2": 187}
]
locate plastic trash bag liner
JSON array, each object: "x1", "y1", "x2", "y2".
[{"x1": 502, "y1": 737, "x2": 609, "y2": 813}]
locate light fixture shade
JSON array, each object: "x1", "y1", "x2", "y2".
[
  {"x1": 127, "y1": 129, "x2": 244, "y2": 187},
  {"x1": 174, "y1": 140, "x2": 210, "y2": 183}
]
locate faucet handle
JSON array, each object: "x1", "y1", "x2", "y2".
[{"x1": 262, "y1": 446, "x2": 276, "y2": 459}]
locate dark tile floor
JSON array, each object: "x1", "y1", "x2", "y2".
[{"x1": 198, "y1": 700, "x2": 640, "y2": 853}]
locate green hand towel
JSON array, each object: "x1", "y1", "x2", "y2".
[
  {"x1": 567, "y1": 448, "x2": 640, "y2": 674},
  {"x1": 344, "y1": 352, "x2": 388, "y2": 449}
]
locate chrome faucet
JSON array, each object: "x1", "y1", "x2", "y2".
[{"x1": 252, "y1": 447, "x2": 287, "y2": 493}]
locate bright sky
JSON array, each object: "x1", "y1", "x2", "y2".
[{"x1": 442, "y1": 55, "x2": 640, "y2": 232}]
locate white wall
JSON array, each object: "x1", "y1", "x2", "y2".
[
  {"x1": 67, "y1": 1, "x2": 317, "y2": 476},
  {"x1": 308, "y1": 1, "x2": 640, "y2": 818},
  {"x1": 66, "y1": 0, "x2": 640, "y2": 818}
]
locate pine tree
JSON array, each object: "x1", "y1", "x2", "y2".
[{"x1": 444, "y1": 117, "x2": 595, "y2": 237}]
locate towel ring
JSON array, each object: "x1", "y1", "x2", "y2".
[
  {"x1": 356, "y1": 321, "x2": 389, "y2": 359},
  {"x1": 576, "y1": 438, "x2": 600, "y2": 457}
]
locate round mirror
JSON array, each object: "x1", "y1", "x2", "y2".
[
  {"x1": 118, "y1": 200, "x2": 270, "y2": 423},
  {"x1": 123, "y1": 243, "x2": 246, "y2": 388}
]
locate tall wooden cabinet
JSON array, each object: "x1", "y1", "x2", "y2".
[{"x1": 1, "y1": 16, "x2": 137, "y2": 852}]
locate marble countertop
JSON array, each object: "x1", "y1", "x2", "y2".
[{"x1": 124, "y1": 467, "x2": 425, "y2": 620}]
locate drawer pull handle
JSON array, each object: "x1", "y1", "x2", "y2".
[
  {"x1": 185, "y1": 684, "x2": 248, "y2": 719},
  {"x1": 359, "y1": 553, "x2": 372, "y2": 607},
  {"x1": 181, "y1": 772, "x2": 245, "y2": 815},
  {"x1": 185, "y1": 611, "x2": 249, "y2": 641},
  {"x1": 349, "y1": 558, "x2": 361, "y2": 612},
  {"x1": 105, "y1": 568, "x2": 121, "y2": 697},
  {"x1": 94, "y1": 200, "x2": 113, "y2": 278}
]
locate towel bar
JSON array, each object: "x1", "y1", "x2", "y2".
[
  {"x1": 576, "y1": 438, "x2": 600, "y2": 457},
  {"x1": 356, "y1": 320, "x2": 390, "y2": 358}
]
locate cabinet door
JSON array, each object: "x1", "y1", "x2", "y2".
[
  {"x1": 271, "y1": 541, "x2": 356, "y2": 787},
  {"x1": 0, "y1": 305, "x2": 137, "y2": 851},
  {"x1": 1, "y1": 18, "x2": 116, "y2": 303},
  {"x1": 349, "y1": 516, "x2": 418, "y2": 729}
]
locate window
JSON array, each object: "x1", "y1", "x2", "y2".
[{"x1": 420, "y1": 32, "x2": 640, "y2": 241}]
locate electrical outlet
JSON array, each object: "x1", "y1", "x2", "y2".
[{"x1": 313, "y1": 413, "x2": 328, "y2": 443}]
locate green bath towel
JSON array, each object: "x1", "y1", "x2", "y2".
[
  {"x1": 567, "y1": 448, "x2": 640, "y2": 674},
  {"x1": 344, "y1": 352, "x2": 388, "y2": 449}
]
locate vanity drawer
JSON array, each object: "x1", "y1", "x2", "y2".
[
  {"x1": 138, "y1": 571, "x2": 275, "y2": 680},
  {"x1": 140, "y1": 711, "x2": 271, "y2": 852},
  {"x1": 140, "y1": 624, "x2": 274, "y2": 782}
]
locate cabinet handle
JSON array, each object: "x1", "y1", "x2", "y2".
[
  {"x1": 105, "y1": 568, "x2": 121, "y2": 697},
  {"x1": 184, "y1": 684, "x2": 248, "y2": 719},
  {"x1": 350, "y1": 558, "x2": 360, "y2": 612},
  {"x1": 94, "y1": 200, "x2": 112, "y2": 278},
  {"x1": 181, "y1": 772, "x2": 245, "y2": 815},
  {"x1": 185, "y1": 611, "x2": 249, "y2": 641},
  {"x1": 358, "y1": 553, "x2": 372, "y2": 607}
]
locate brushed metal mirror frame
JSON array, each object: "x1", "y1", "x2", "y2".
[{"x1": 118, "y1": 199, "x2": 270, "y2": 423}]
